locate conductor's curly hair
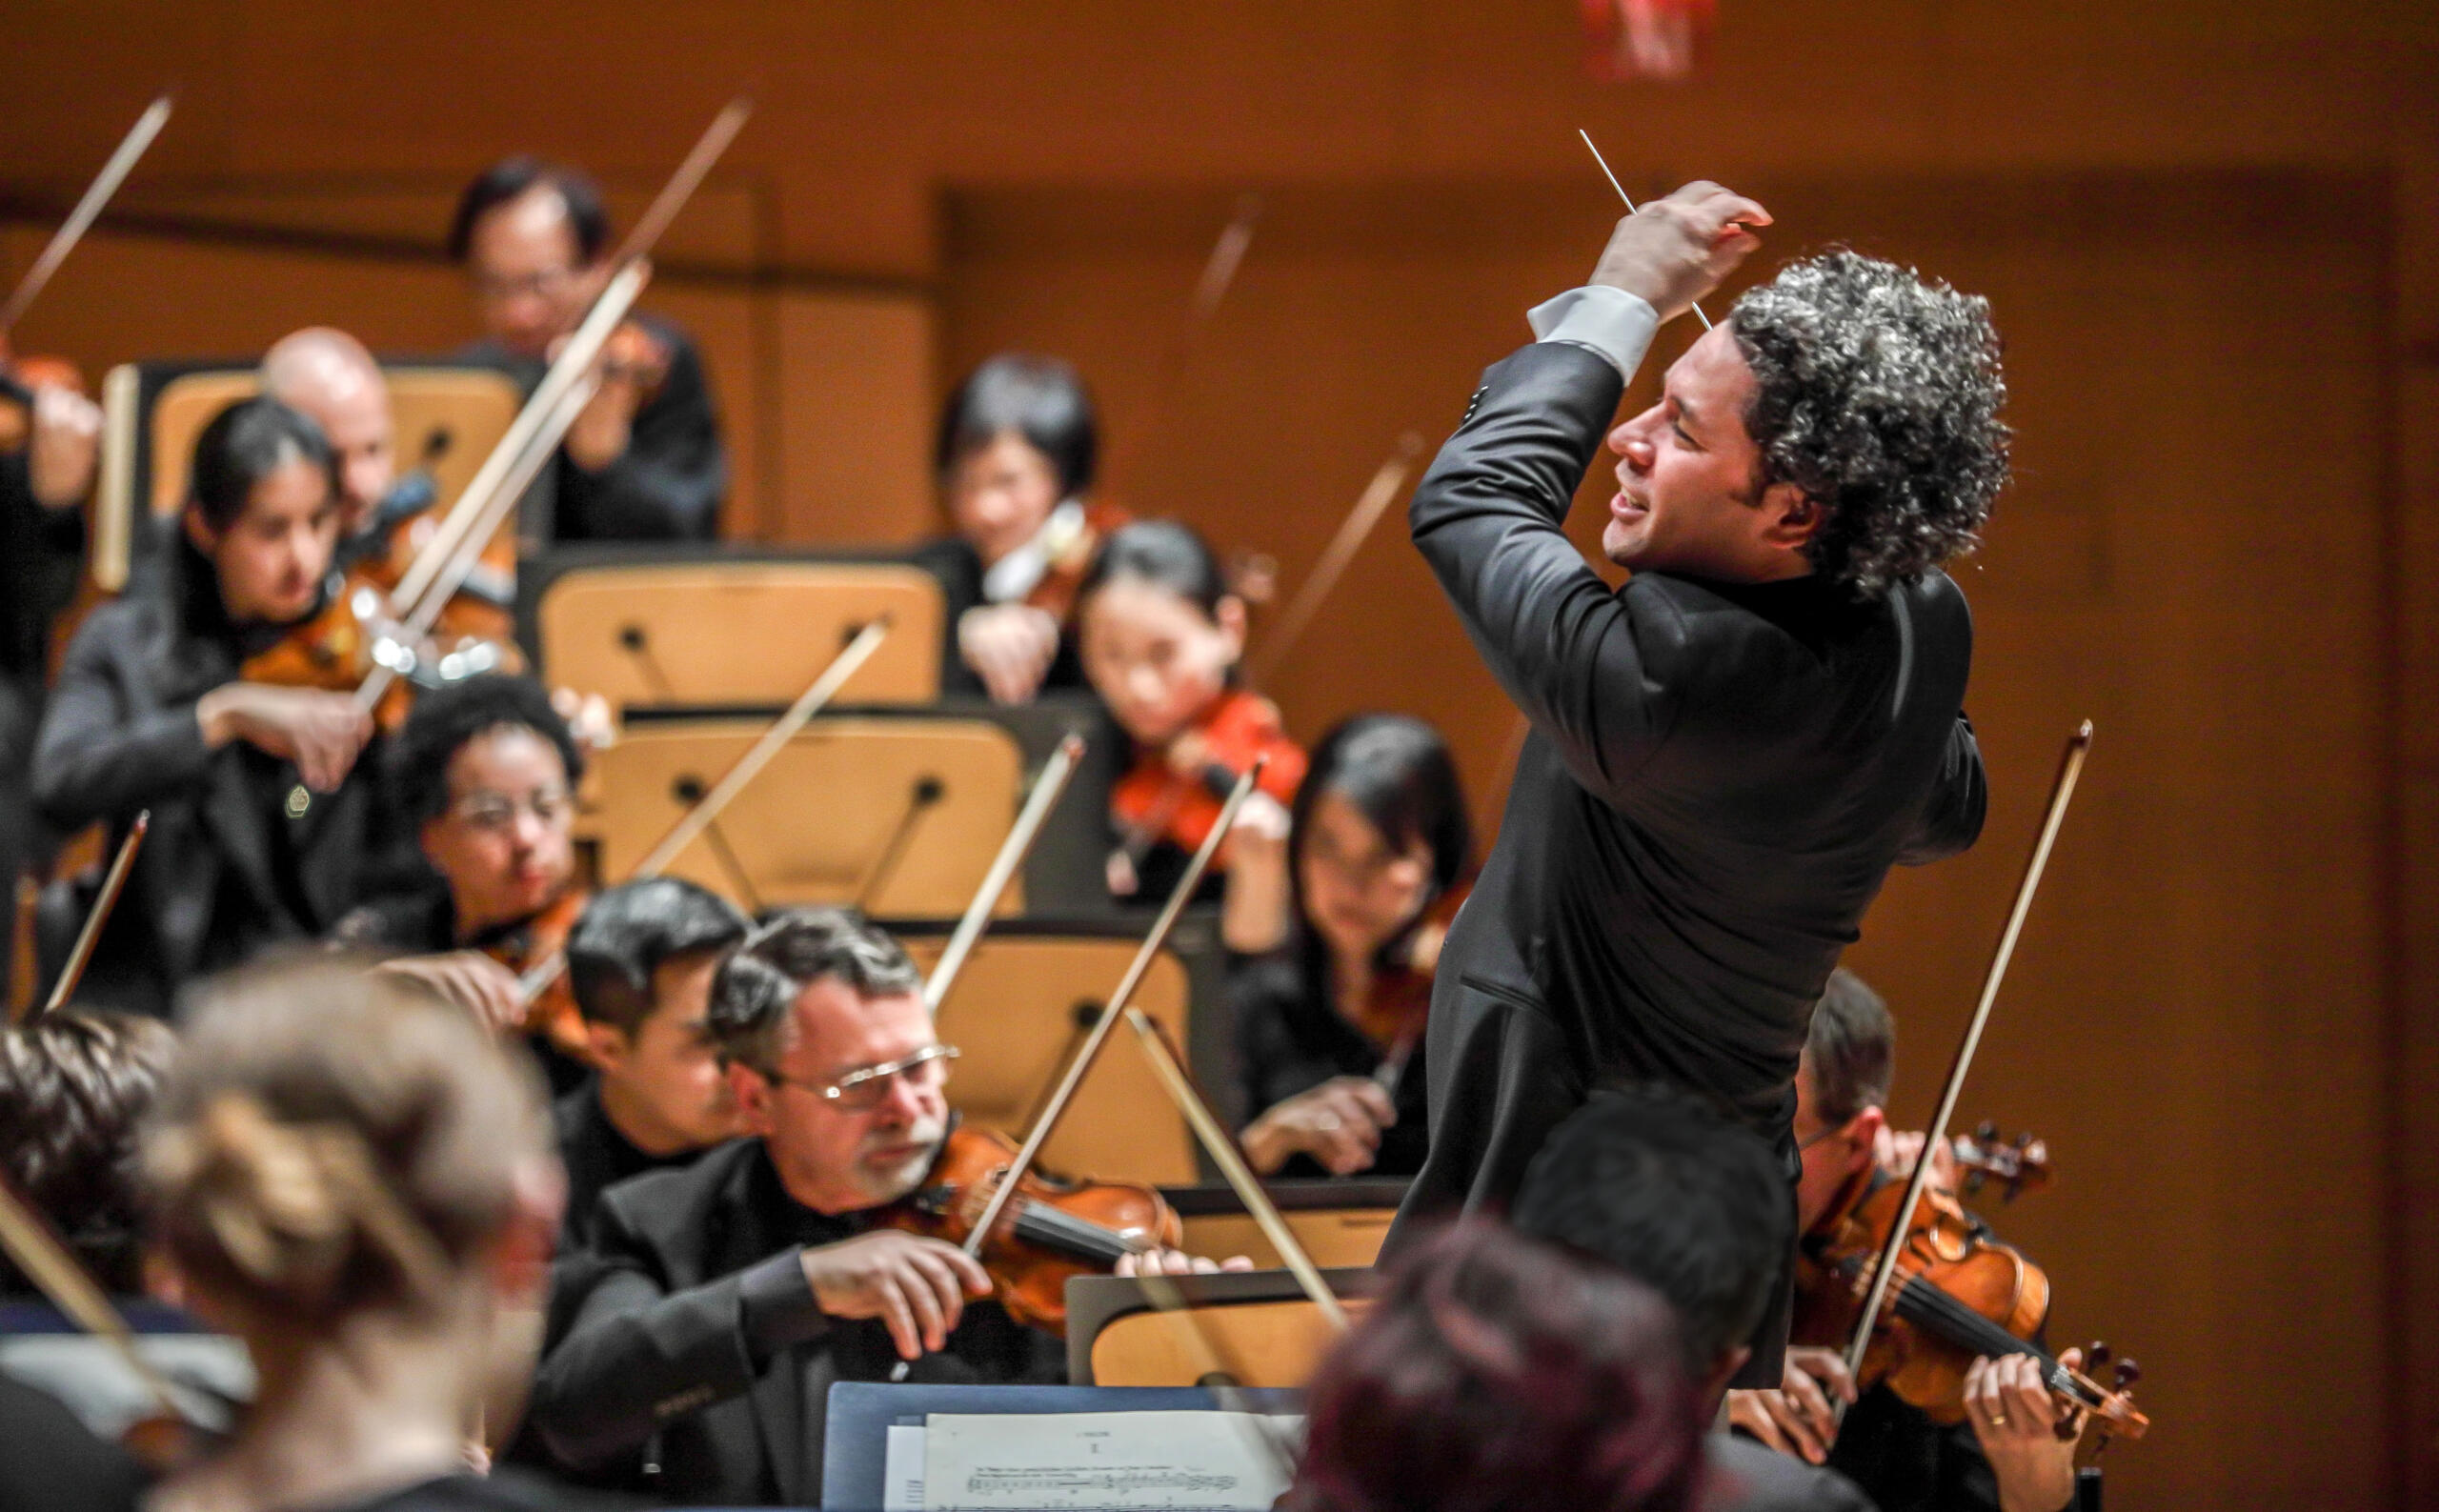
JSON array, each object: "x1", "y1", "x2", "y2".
[{"x1": 1729, "y1": 250, "x2": 2010, "y2": 598}]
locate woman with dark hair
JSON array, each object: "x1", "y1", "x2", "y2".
[
  {"x1": 1228, "y1": 714, "x2": 1472, "y2": 1178},
  {"x1": 916, "y1": 353, "x2": 1129, "y2": 705},
  {"x1": 332, "y1": 674, "x2": 593, "y2": 1085},
  {"x1": 30, "y1": 396, "x2": 385, "y2": 1016},
  {"x1": 1284, "y1": 1219, "x2": 1708, "y2": 1512},
  {"x1": 1075, "y1": 518, "x2": 1305, "y2": 902}
]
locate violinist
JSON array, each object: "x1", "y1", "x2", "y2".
[
  {"x1": 1726, "y1": 970, "x2": 2086, "y2": 1512},
  {"x1": 1077, "y1": 518, "x2": 1306, "y2": 901},
  {"x1": 1, "y1": 363, "x2": 104, "y2": 986},
  {"x1": 260, "y1": 328, "x2": 396, "y2": 534},
  {"x1": 450, "y1": 156, "x2": 726, "y2": 543},
  {"x1": 554, "y1": 877, "x2": 752, "y2": 1246},
  {"x1": 32, "y1": 397, "x2": 382, "y2": 1017},
  {"x1": 916, "y1": 353, "x2": 1126, "y2": 704},
  {"x1": 1512, "y1": 1084, "x2": 1875, "y2": 1512},
  {"x1": 1227, "y1": 714, "x2": 1473, "y2": 1179},
  {"x1": 1387, "y1": 184, "x2": 2002, "y2": 1400},
  {"x1": 331, "y1": 675, "x2": 588, "y2": 1077},
  {"x1": 528, "y1": 909, "x2": 1234, "y2": 1505}
]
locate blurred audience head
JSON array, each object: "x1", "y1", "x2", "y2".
[
  {"x1": 1285, "y1": 1218, "x2": 1707, "y2": 1512},
  {"x1": 0, "y1": 1009, "x2": 178, "y2": 1295}
]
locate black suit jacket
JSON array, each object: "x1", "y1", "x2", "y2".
[
  {"x1": 1704, "y1": 1434, "x2": 1878, "y2": 1512},
  {"x1": 1395, "y1": 339, "x2": 1985, "y2": 1231},
  {"x1": 526, "y1": 1139, "x2": 1058, "y2": 1506},
  {"x1": 30, "y1": 554, "x2": 388, "y2": 1015},
  {"x1": 464, "y1": 312, "x2": 725, "y2": 544}
]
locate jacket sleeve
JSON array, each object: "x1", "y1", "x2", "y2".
[
  {"x1": 526, "y1": 1205, "x2": 827, "y2": 1470},
  {"x1": 31, "y1": 610, "x2": 218, "y2": 829},
  {"x1": 1897, "y1": 714, "x2": 1988, "y2": 866},
  {"x1": 561, "y1": 333, "x2": 726, "y2": 540},
  {"x1": 1409, "y1": 339, "x2": 1692, "y2": 808}
]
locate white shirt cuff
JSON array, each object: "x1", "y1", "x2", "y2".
[{"x1": 1527, "y1": 286, "x2": 1661, "y2": 382}]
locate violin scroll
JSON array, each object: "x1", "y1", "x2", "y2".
[{"x1": 1955, "y1": 1121, "x2": 2053, "y2": 1202}]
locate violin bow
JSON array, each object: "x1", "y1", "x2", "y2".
[
  {"x1": 0, "y1": 93, "x2": 174, "y2": 336},
  {"x1": 31, "y1": 812, "x2": 149, "y2": 1020},
  {"x1": 371, "y1": 96, "x2": 753, "y2": 696},
  {"x1": 1577, "y1": 130, "x2": 1714, "y2": 332},
  {"x1": 515, "y1": 618, "x2": 894, "y2": 1005},
  {"x1": 924, "y1": 733, "x2": 1086, "y2": 1012},
  {"x1": 1244, "y1": 432, "x2": 1425, "y2": 691},
  {"x1": 0, "y1": 1174, "x2": 191, "y2": 1426},
  {"x1": 1098, "y1": 193, "x2": 1261, "y2": 499},
  {"x1": 1843, "y1": 723, "x2": 2093, "y2": 1384}
]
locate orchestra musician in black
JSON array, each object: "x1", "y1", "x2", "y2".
[{"x1": 450, "y1": 156, "x2": 727, "y2": 544}]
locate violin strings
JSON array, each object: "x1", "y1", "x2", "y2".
[{"x1": 1886, "y1": 1272, "x2": 2099, "y2": 1403}]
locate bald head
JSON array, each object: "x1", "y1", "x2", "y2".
[{"x1": 262, "y1": 327, "x2": 393, "y2": 523}]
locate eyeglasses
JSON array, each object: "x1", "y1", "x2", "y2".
[
  {"x1": 470, "y1": 265, "x2": 580, "y2": 305},
  {"x1": 770, "y1": 1043, "x2": 960, "y2": 1114},
  {"x1": 449, "y1": 787, "x2": 571, "y2": 835}
]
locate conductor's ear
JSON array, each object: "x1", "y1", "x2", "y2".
[{"x1": 1757, "y1": 482, "x2": 1824, "y2": 550}]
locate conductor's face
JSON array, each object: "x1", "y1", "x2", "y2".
[
  {"x1": 736, "y1": 980, "x2": 951, "y2": 1217},
  {"x1": 1603, "y1": 322, "x2": 1820, "y2": 584}
]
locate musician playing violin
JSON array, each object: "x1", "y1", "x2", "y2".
[
  {"x1": 1, "y1": 351, "x2": 104, "y2": 988},
  {"x1": 260, "y1": 328, "x2": 397, "y2": 535},
  {"x1": 917, "y1": 353, "x2": 1128, "y2": 705},
  {"x1": 1077, "y1": 518, "x2": 1306, "y2": 902},
  {"x1": 31, "y1": 398, "x2": 386, "y2": 1017},
  {"x1": 1728, "y1": 970, "x2": 2086, "y2": 1512},
  {"x1": 525, "y1": 909, "x2": 1241, "y2": 1506},
  {"x1": 332, "y1": 675, "x2": 590, "y2": 1079},
  {"x1": 1225, "y1": 714, "x2": 1473, "y2": 1179},
  {"x1": 450, "y1": 157, "x2": 726, "y2": 544}
]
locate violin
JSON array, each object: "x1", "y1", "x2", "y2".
[
  {"x1": 1792, "y1": 1161, "x2": 2147, "y2": 1441},
  {"x1": 599, "y1": 319, "x2": 674, "y2": 405},
  {"x1": 482, "y1": 884, "x2": 593, "y2": 1061},
  {"x1": 874, "y1": 1123, "x2": 1181, "y2": 1334},
  {"x1": 1110, "y1": 688, "x2": 1306, "y2": 890},
  {"x1": 1022, "y1": 498, "x2": 1131, "y2": 626},
  {"x1": 1355, "y1": 877, "x2": 1472, "y2": 1101}
]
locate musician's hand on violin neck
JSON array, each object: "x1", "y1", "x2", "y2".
[
  {"x1": 28, "y1": 381, "x2": 103, "y2": 506},
  {"x1": 196, "y1": 683, "x2": 374, "y2": 792},
  {"x1": 1875, "y1": 1127, "x2": 1962, "y2": 1197},
  {"x1": 1965, "y1": 1347, "x2": 2085, "y2": 1512},
  {"x1": 800, "y1": 1230, "x2": 992, "y2": 1361},
  {"x1": 1726, "y1": 1346, "x2": 1858, "y2": 1465},
  {"x1": 1588, "y1": 180, "x2": 1771, "y2": 325},
  {"x1": 957, "y1": 604, "x2": 1061, "y2": 706},
  {"x1": 372, "y1": 952, "x2": 526, "y2": 1036},
  {"x1": 1240, "y1": 1077, "x2": 1395, "y2": 1177}
]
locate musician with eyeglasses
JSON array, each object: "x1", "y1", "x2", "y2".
[
  {"x1": 450, "y1": 156, "x2": 726, "y2": 544},
  {"x1": 331, "y1": 674, "x2": 588, "y2": 1068},
  {"x1": 524, "y1": 909, "x2": 1235, "y2": 1506}
]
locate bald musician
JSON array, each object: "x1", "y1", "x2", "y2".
[
  {"x1": 449, "y1": 157, "x2": 726, "y2": 544},
  {"x1": 261, "y1": 328, "x2": 396, "y2": 534},
  {"x1": 527, "y1": 909, "x2": 1238, "y2": 1504},
  {"x1": 1389, "y1": 181, "x2": 2003, "y2": 1391}
]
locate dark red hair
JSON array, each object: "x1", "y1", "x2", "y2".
[{"x1": 1285, "y1": 1219, "x2": 1709, "y2": 1512}]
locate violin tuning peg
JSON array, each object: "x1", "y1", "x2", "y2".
[
  {"x1": 2113, "y1": 1358, "x2": 2141, "y2": 1390},
  {"x1": 1975, "y1": 1119, "x2": 2000, "y2": 1144},
  {"x1": 2083, "y1": 1341, "x2": 2111, "y2": 1373}
]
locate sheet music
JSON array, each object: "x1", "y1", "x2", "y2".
[
  {"x1": 884, "y1": 1423, "x2": 926, "y2": 1511},
  {"x1": 919, "y1": 1409, "x2": 1300, "y2": 1510}
]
